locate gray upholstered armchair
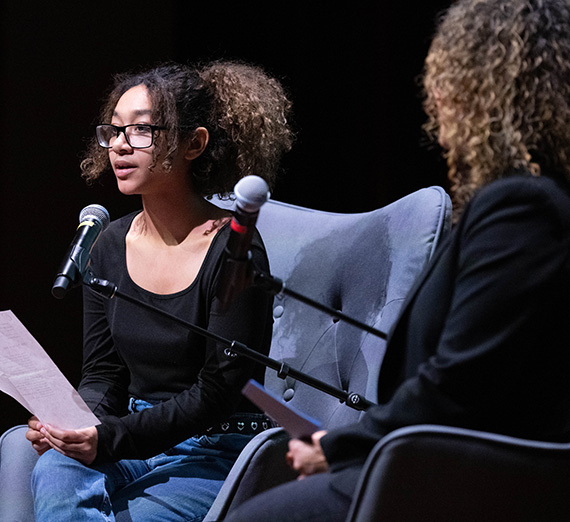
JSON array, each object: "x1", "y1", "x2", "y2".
[
  {"x1": 204, "y1": 186, "x2": 452, "y2": 520},
  {"x1": 0, "y1": 186, "x2": 452, "y2": 521}
]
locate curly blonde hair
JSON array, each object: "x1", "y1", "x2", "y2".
[
  {"x1": 422, "y1": 0, "x2": 570, "y2": 217},
  {"x1": 80, "y1": 61, "x2": 294, "y2": 197}
]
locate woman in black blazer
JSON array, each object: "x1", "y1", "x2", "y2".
[{"x1": 224, "y1": 1, "x2": 570, "y2": 520}]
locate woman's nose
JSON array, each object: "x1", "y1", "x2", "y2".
[{"x1": 111, "y1": 130, "x2": 132, "y2": 152}]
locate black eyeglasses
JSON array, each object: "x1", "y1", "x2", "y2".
[{"x1": 96, "y1": 124, "x2": 166, "y2": 149}]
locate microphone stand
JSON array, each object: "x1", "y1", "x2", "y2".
[
  {"x1": 253, "y1": 270, "x2": 387, "y2": 340},
  {"x1": 84, "y1": 272, "x2": 375, "y2": 411}
]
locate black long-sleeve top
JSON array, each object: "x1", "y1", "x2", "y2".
[{"x1": 78, "y1": 212, "x2": 273, "y2": 464}]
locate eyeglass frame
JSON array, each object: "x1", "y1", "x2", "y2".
[{"x1": 95, "y1": 123, "x2": 167, "y2": 149}]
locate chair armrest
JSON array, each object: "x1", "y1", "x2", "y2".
[
  {"x1": 0, "y1": 424, "x2": 38, "y2": 522},
  {"x1": 347, "y1": 424, "x2": 570, "y2": 522},
  {"x1": 204, "y1": 427, "x2": 297, "y2": 521}
]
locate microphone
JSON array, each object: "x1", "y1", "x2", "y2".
[
  {"x1": 52, "y1": 204, "x2": 110, "y2": 299},
  {"x1": 216, "y1": 175, "x2": 270, "y2": 311}
]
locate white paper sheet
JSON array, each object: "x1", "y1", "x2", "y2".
[{"x1": 0, "y1": 310, "x2": 99, "y2": 429}]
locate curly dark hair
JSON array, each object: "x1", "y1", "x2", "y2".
[
  {"x1": 422, "y1": 0, "x2": 570, "y2": 217},
  {"x1": 80, "y1": 61, "x2": 294, "y2": 197}
]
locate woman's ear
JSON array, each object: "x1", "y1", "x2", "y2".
[{"x1": 184, "y1": 127, "x2": 209, "y2": 161}]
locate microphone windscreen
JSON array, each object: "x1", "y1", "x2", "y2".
[
  {"x1": 234, "y1": 176, "x2": 270, "y2": 213},
  {"x1": 79, "y1": 204, "x2": 110, "y2": 230}
]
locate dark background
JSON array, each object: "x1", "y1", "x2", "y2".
[{"x1": 0, "y1": 2, "x2": 450, "y2": 434}]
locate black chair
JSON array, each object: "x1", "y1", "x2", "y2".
[{"x1": 347, "y1": 424, "x2": 570, "y2": 522}]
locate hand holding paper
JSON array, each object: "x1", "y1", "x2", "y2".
[{"x1": 242, "y1": 379, "x2": 329, "y2": 478}]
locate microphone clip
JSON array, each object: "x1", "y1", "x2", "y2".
[{"x1": 83, "y1": 271, "x2": 117, "y2": 299}]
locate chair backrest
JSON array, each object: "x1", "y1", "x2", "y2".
[
  {"x1": 252, "y1": 186, "x2": 451, "y2": 429},
  {"x1": 347, "y1": 424, "x2": 570, "y2": 522}
]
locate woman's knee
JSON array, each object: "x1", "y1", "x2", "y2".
[
  {"x1": 32, "y1": 449, "x2": 91, "y2": 492},
  {"x1": 32, "y1": 450, "x2": 114, "y2": 520}
]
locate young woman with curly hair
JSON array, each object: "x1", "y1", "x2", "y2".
[
  {"x1": 221, "y1": 1, "x2": 570, "y2": 521},
  {"x1": 26, "y1": 61, "x2": 294, "y2": 521}
]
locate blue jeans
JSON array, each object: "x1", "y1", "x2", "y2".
[{"x1": 31, "y1": 399, "x2": 253, "y2": 522}]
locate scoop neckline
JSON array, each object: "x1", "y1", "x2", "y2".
[{"x1": 120, "y1": 211, "x2": 230, "y2": 299}]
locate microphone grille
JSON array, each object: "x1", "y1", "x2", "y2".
[
  {"x1": 79, "y1": 204, "x2": 110, "y2": 231},
  {"x1": 234, "y1": 176, "x2": 270, "y2": 213}
]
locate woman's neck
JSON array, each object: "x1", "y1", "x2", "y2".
[{"x1": 134, "y1": 189, "x2": 230, "y2": 246}]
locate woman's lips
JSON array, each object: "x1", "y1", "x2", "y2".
[{"x1": 113, "y1": 161, "x2": 136, "y2": 178}]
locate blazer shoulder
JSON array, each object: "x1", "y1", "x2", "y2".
[{"x1": 465, "y1": 174, "x2": 570, "y2": 228}]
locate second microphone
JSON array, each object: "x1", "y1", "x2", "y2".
[{"x1": 216, "y1": 175, "x2": 270, "y2": 311}]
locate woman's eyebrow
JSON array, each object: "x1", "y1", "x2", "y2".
[{"x1": 112, "y1": 109, "x2": 153, "y2": 117}]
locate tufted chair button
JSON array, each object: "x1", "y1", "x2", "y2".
[
  {"x1": 283, "y1": 388, "x2": 295, "y2": 401},
  {"x1": 273, "y1": 305, "x2": 284, "y2": 318}
]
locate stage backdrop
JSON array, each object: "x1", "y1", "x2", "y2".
[{"x1": 0, "y1": 1, "x2": 450, "y2": 434}]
